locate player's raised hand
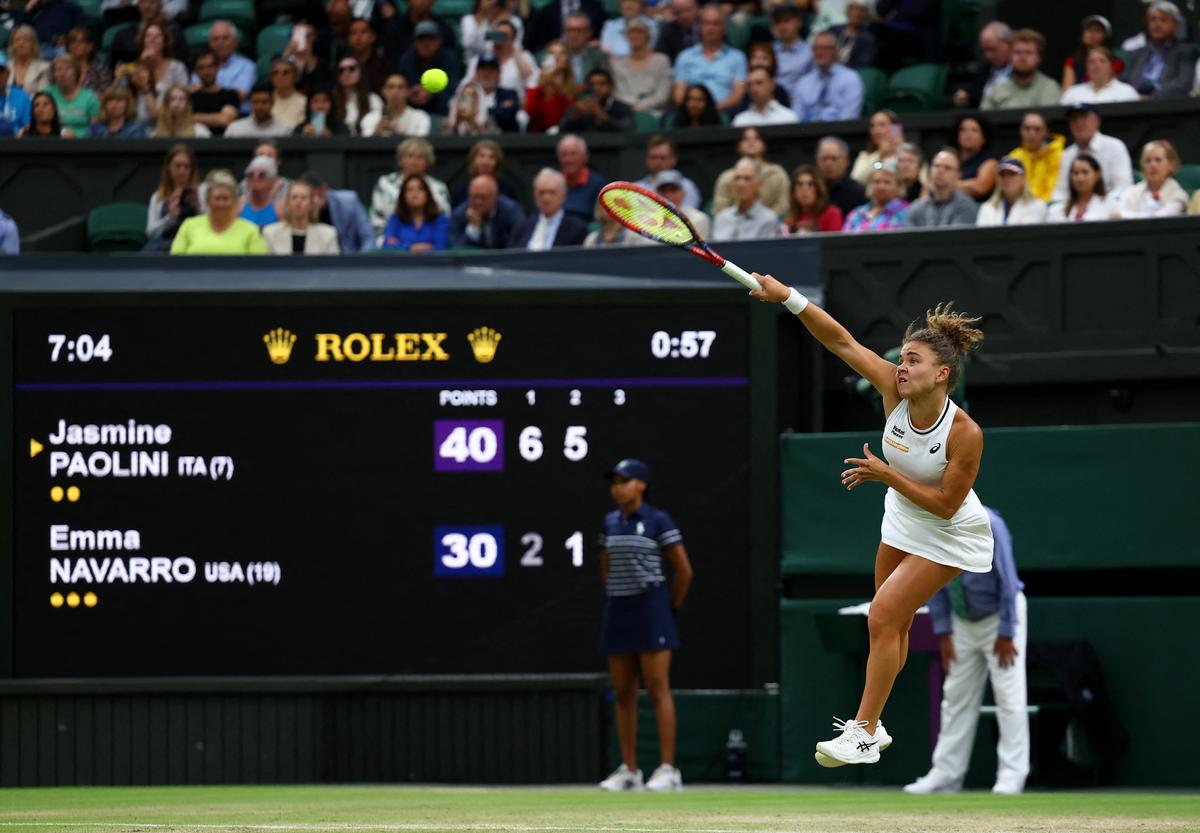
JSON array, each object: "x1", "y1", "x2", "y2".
[
  {"x1": 841, "y1": 444, "x2": 891, "y2": 490},
  {"x1": 748, "y1": 273, "x2": 790, "y2": 303}
]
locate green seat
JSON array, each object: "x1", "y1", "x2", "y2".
[
  {"x1": 726, "y1": 14, "x2": 769, "y2": 51},
  {"x1": 1174, "y1": 164, "x2": 1200, "y2": 194},
  {"x1": 602, "y1": 0, "x2": 621, "y2": 16},
  {"x1": 529, "y1": 0, "x2": 555, "y2": 8},
  {"x1": 433, "y1": 0, "x2": 473, "y2": 18},
  {"x1": 256, "y1": 54, "x2": 274, "y2": 83},
  {"x1": 856, "y1": 66, "x2": 888, "y2": 115},
  {"x1": 100, "y1": 21, "x2": 136, "y2": 53},
  {"x1": 0, "y1": 26, "x2": 10, "y2": 48},
  {"x1": 185, "y1": 22, "x2": 215, "y2": 51},
  {"x1": 199, "y1": 0, "x2": 257, "y2": 38},
  {"x1": 633, "y1": 110, "x2": 659, "y2": 132},
  {"x1": 87, "y1": 202, "x2": 149, "y2": 253},
  {"x1": 76, "y1": 0, "x2": 103, "y2": 28},
  {"x1": 256, "y1": 22, "x2": 292, "y2": 62},
  {"x1": 880, "y1": 62, "x2": 948, "y2": 112}
]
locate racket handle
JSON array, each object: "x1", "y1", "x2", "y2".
[{"x1": 720, "y1": 260, "x2": 762, "y2": 291}]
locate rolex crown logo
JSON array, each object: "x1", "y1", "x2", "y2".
[
  {"x1": 467, "y1": 327, "x2": 502, "y2": 364},
  {"x1": 263, "y1": 327, "x2": 297, "y2": 365}
]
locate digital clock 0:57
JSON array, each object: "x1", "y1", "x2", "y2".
[
  {"x1": 650, "y1": 330, "x2": 715, "y2": 359},
  {"x1": 48, "y1": 334, "x2": 113, "y2": 362}
]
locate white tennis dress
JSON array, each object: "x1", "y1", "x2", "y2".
[{"x1": 879, "y1": 397, "x2": 994, "y2": 573}]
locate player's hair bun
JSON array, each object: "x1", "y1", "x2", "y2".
[{"x1": 922, "y1": 302, "x2": 984, "y2": 355}]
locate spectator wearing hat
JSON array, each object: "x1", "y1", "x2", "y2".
[
  {"x1": 842, "y1": 159, "x2": 909, "y2": 232},
  {"x1": 612, "y1": 16, "x2": 672, "y2": 116},
  {"x1": 817, "y1": 136, "x2": 868, "y2": 217},
  {"x1": 450, "y1": 174, "x2": 524, "y2": 250},
  {"x1": 559, "y1": 68, "x2": 635, "y2": 133},
  {"x1": 601, "y1": 0, "x2": 660, "y2": 59},
  {"x1": 830, "y1": 0, "x2": 878, "y2": 69},
  {"x1": 907, "y1": 149, "x2": 979, "y2": 228},
  {"x1": 455, "y1": 56, "x2": 523, "y2": 133},
  {"x1": 791, "y1": 31, "x2": 864, "y2": 122},
  {"x1": 982, "y1": 29, "x2": 1060, "y2": 110},
  {"x1": 596, "y1": 457, "x2": 693, "y2": 795},
  {"x1": 1051, "y1": 104, "x2": 1133, "y2": 203},
  {"x1": 0, "y1": 207, "x2": 19, "y2": 254},
  {"x1": 239, "y1": 156, "x2": 284, "y2": 230},
  {"x1": 365, "y1": 74, "x2": 433, "y2": 137},
  {"x1": 399, "y1": 21, "x2": 462, "y2": 115},
  {"x1": 653, "y1": 170, "x2": 710, "y2": 238},
  {"x1": 463, "y1": 19, "x2": 537, "y2": 97},
  {"x1": 1061, "y1": 15, "x2": 1124, "y2": 89},
  {"x1": 1110, "y1": 140, "x2": 1188, "y2": 219},
  {"x1": 712, "y1": 158, "x2": 784, "y2": 241},
  {"x1": 381, "y1": 0, "x2": 456, "y2": 64},
  {"x1": 508, "y1": 168, "x2": 589, "y2": 249},
  {"x1": 952, "y1": 22, "x2": 1012, "y2": 109},
  {"x1": 0, "y1": 56, "x2": 33, "y2": 138},
  {"x1": 85, "y1": 84, "x2": 146, "y2": 138},
  {"x1": 656, "y1": 0, "x2": 700, "y2": 63},
  {"x1": 732, "y1": 67, "x2": 799, "y2": 127},
  {"x1": 1006, "y1": 111, "x2": 1065, "y2": 203},
  {"x1": 1061, "y1": 47, "x2": 1140, "y2": 105},
  {"x1": 634, "y1": 135, "x2": 701, "y2": 209},
  {"x1": 770, "y1": 3, "x2": 813, "y2": 100},
  {"x1": 557, "y1": 133, "x2": 607, "y2": 224},
  {"x1": 976, "y1": 157, "x2": 1047, "y2": 227},
  {"x1": 1123, "y1": 2, "x2": 1193, "y2": 99},
  {"x1": 225, "y1": 84, "x2": 292, "y2": 138},
  {"x1": 672, "y1": 5, "x2": 747, "y2": 113}
]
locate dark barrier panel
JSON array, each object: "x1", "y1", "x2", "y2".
[
  {"x1": 780, "y1": 423, "x2": 1200, "y2": 576},
  {"x1": 4, "y1": 99, "x2": 1199, "y2": 243},
  {"x1": 780, "y1": 597, "x2": 1200, "y2": 787},
  {"x1": 0, "y1": 674, "x2": 608, "y2": 786}
]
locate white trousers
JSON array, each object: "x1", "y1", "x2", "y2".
[{"x1": 930, "y1": 592, "x2": 1029, "y2": 788}]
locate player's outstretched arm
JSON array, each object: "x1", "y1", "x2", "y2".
[{"x1": 750, "y1": 273, "x2": 898, "y2": 407}]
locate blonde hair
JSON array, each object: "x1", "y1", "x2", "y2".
[
  {"x1": 153, "y1": 84, "x2": 199, "y2": 137},
  {"x1": 1140, "y1": 139, "x2": 1180, "y2": 175},
  {"x1": 204, "y1": 168, "x2": 239, "y2": 202},
  {"x1": 902, "y1": 303, "x2": 984, "y2": 390},
  {"x1": 282, "y1": 181, "x2": 315, "y2": 225},
  {"x1": 397, "y1": 137, "x2": 435, "y2": 166}
]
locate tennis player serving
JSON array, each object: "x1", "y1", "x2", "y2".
[{"x1": 750, "y1": 273, "x2": 992, "y2": 768}]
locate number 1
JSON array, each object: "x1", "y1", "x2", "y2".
[{"x1": 564, "y1": 531, "x2": 583, "y2": 567}]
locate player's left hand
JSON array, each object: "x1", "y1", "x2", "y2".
[
  {"x1": 994, "y1": 637, "x2": 1018, "y2": 668},
  {"x1": 841, "y1": 443, "x2": 890, "y2": 490}
]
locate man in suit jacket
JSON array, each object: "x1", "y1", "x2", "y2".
[
  {"x1": 1122, "y1": 2, "x2": 1193, "y2": 99},
  {"x1": 525, "y1": 0, "x2": 605, "y2": 54},
  {"x1": 300, "y1": 172, "x2": 376, "y2": 253},
  {"x1": 829, "y1": 0, "x2": 878, "y2": 69},
  {"x1": 508, "y1": 168, "x2": 589, "y2": 250},
  {"x1": 450, "y1": 175, "x2": 525, "y2": 249},
  {"x1": 656, "y1": 0, "x2": 700, "y2": 63},
  {"x1": 472, "y1": 56, "x2": 522, "y2": 133}
]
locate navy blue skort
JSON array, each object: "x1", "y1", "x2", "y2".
[{"x1": 601, "y1": 584, "x2": 681, "y2": 656}]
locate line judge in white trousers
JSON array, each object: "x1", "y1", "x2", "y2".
[{"x1": 905, "y1": 505, "x2": 1029, "y2": 795}]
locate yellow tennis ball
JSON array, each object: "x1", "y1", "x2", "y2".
[{"x1": 421, "y1": 68, "x2": 449, "y2": 94}]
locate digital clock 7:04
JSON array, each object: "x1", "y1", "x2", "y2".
[{"x1": 48, "y1": 334, "x2": 113, "y2": 363}]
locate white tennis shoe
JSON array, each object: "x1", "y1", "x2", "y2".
[
  {"x1": 814, "y1": 716, "x2": 884, "y2": 766},
  {"x1": 645, "y1": 763, "x2": 683, "y2": 792},
  {"x1": 598, "y1": 763, "x2": 644, "y2": 791},
  {"x1": 903, "y1": 770, "x2": 960, "y2": 793},
  {"x1": 815, "y1": 720, "x2": 892, "y2": 768}
]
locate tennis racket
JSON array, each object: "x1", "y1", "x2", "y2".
[{"x1": 598, "y1": 182, "x2": 762, "y2": 291}]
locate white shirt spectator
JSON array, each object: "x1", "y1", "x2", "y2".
[
  {"x1": 224, "y1": 116, "x2": 292, "y2": 137},
  {"x1": 460, "y1": 14, "x2": 525, "y2": 63},
  {"x1": 1110, "y1": 179, "x2": 1189, "y2": 219},
  {"x1": 1060, "y1": 78, "x2": 1140, "y2": 105},
  {"x1": 711, "y1": 200, "x2": 783, "y2": 240},
  {"x1": 1050, "y1": 132, "x2": 1133, "y2": 203},
  {"x1": 465, "y1": 52, "x2": 538, "y2": 91},
  {"x1": 976, "y1": 196, "x2": 1047, "y2": 226},
  {"x1": 1046, "y1": 194, "x2": 1110, "y2": 223},
  {"x1": 342, "y1": 92, "x2": 384, "y2": 136},
  {"x1": 732, "y1": 99, "x2": 800, "y2": 127},
  {"x1": 362, "y1": 106, "x2": 432, "y2": 137}
]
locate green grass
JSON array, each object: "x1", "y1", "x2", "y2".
[{"x1": 1, "y1": 786, "x2": 1198, "y2": 833}]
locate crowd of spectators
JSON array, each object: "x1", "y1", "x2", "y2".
[{"x1": 3, "y1": 0, "x2": 1200, "y2": 254}]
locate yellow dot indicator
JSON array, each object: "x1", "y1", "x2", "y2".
[
  {"x1": 66, "y1": 592, "x2": 81, "y2": 608},
  {"x1": 50, "y1": 593, "x2": 64, "y2": 608},
  {"x1": 50, "y1": 486, "x2": 64, "y2": 502},
  {"x1": 83, "y1": 592, "x2": 98, "y2": 608},
  {"x1": 67, "y1": 486, "x2": 81, "y2": 502}
]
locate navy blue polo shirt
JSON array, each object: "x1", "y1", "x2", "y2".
[{"x1": 599, "y1": 503, "x2": 683, "y2": 597}]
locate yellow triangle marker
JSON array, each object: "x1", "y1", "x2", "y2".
[{"x1": 30, "y1": 438, "x2": 43, "y2": 458}]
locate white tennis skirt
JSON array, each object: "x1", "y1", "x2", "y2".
[{"x1": 880, "y1": 488, "x2": 994, "y2": 573}]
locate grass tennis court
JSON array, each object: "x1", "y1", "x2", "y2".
[{"x1": 1, "y1": 785, "x2": 1197, "y2": 833}]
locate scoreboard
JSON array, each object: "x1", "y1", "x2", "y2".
[{"x1": 6, "y1": 288, "x2": 776, "y2": 687}]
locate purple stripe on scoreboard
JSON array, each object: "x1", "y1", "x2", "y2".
[{"x1": 434, "y1": 419, "x2": 505, "y2": 472}]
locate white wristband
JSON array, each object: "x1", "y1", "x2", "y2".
[{"x1": 783, "y1": 287, "x2": 809, "y2": 315}]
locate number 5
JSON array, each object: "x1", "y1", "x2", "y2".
[{"x1": 563, "y1": 426, "x2": 588, "y2": 461}]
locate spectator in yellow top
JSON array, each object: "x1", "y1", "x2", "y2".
[
  {"x1": 1005, "y1": 111, "x2": 1064, "y2": 202},
  {"x1": 171, "y1": 169, "x2": 267, "y2": 255}
]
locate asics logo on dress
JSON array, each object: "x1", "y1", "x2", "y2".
[
  {"x1": 856, "y1": 740, "x2": 878, "y2": 752},
  {"x1": 930, "y1": 443, "x2": 941, "y2": 453}
]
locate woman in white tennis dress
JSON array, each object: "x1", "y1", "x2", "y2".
[{"x1": 749, "y1": 273, "x2": 993, "y2": 767}]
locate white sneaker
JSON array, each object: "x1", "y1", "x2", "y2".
[
  {"x1": 816, "y1": 720, "x2": 892, "y2": 768},
  {"x1": 814, "y1": 717, "x2": 883, "y2": 766},
  {"x1": 644, "y1": 763, "x2": 683, "y2": 792},
  {"x1": 598, "y1": 763, "x2": 643, "y2": 791},
  {"x1": 903, "y1": 770, "x2": 961, "y2": 794},
  {"x1": 991, "y1": 776, "x2": 1025, "y2": 795}
]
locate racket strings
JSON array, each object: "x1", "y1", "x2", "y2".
[{"x1": 600, "y1": 188, "x2": 696, "y2": 246}]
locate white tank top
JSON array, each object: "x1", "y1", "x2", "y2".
[{"x1": 882, "y1": 396, "x2": 956, "y2": 488}]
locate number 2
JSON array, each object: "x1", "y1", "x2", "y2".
[{"x1": 521, "y1": 533, "x2": 544, "y2": 566}]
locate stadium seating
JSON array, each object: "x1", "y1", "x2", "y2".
[
  {"x1": 433, "y1": 0, "x2": 474, "y2": 18},
  {"x1": 880, "y1": 62, "x2": 948, "y2": 112},
  {"x1": 256, "y1": 54, "x2": 274, "y2": 84},
  {"x1": 76, "y1": 0, "x2": 103, "y2": 29},
  {"x1": 856, "y1": 67, "x2": 889, "y2": 116},
  {"x1": 256, "y1": 23, "x2": 293, "y2": 64},
  {"x1": 100, "y1": 21, "x2": 136, "y2": 54},
  {"x1": 0, "y1": 25, "x2": 9, "y2": 48},
  {"x1": 87, "y1": 202, "x2": 149, "y2": 253},
  {"x1": 199, "y1": 0, "x2": 258, "y2": 39},
  {"x1": 633, "y1": 111, "x2": 659, "y2": 132}
]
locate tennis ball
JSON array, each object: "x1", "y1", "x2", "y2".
[{"x1": 421, "y1": 68, "x2": 449, "y2": 94}]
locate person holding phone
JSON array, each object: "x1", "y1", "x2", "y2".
[
  {"x1": 852, "y1": 110, "x2": 906, "y2": 184},
  {"x1": 294, "y1": 85, "x2": 349, "y2": 136}
]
